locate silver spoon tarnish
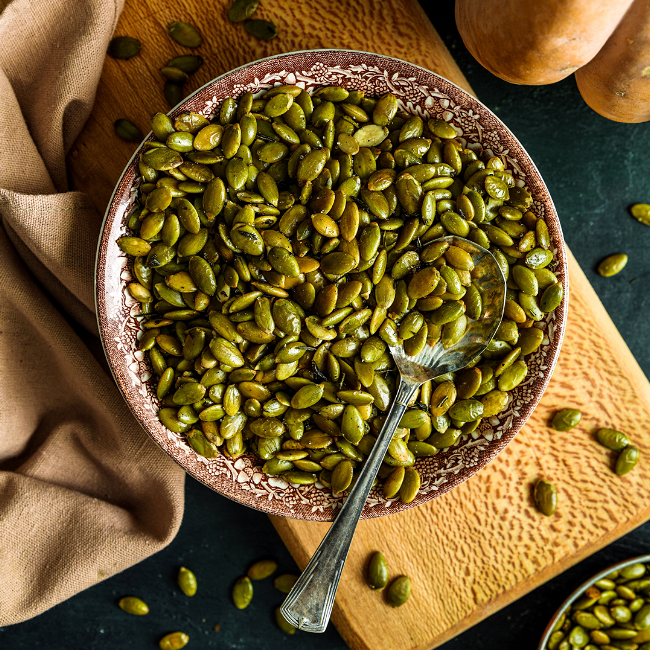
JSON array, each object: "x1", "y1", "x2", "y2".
[{"x1": 280, "y1": 235, "x2": 507, "y2": 633}]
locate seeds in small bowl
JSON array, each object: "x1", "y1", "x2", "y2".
[{"x1": 540, "y1": 556, "x2": 650, "y2": 650}]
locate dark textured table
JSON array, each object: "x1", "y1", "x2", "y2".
[{"x1": 3, "y1": 2, "x2": 649, "y2": 649}]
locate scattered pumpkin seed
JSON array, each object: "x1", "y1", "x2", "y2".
[
  {"x1": 631, "y1": 203, "x2": 650, "y2": 225},
  {"x1": 168, "y1": 21, "x2": 202, "y2": 48},
  {"x1": 274, "y1": 573, "x2": 298, "y2": 593},
  {"x1": 108, "y1": 36, "x2": 141, "y2": 59},
  {"x1": 229, "y1": 0, "x2": 260, "y2": 22},
  {"x1": 275, "y1": 607, "x2": 296, "y2": 634},
  {"x1": 177, "y1": 566, "x2": 197, "y2": 596},
  {"x1": 552, "y1": 408, "x2": 582, "y2": 432},
  {"x1": 598, "y1": 253, "x2": 628, "y2": 277},
  {"x1": 114, "y1": 119, "x2": 143, "y2": 142},
  {"x1": 118, "y1": 596, "x2": 149, "y2": 615},
  {"x1": 367, "y1": 551, "x2": 389, "y2": 590},
  {"x1": 244, "y1": 19, "x2": 278, "y2": 40},
  {"x1": 159, "y1": 632, "x2": 189, "y2": 650},
  {"x1": 534, "y1": 478, "x2": 557, "y2": 516},
  {"x1": 247, "y1": 559, "x2": 278, "y2": 580},
  {"x1": 387, "y1": 576, "x2": 412, "y2": 607},
  {"x1": 166, "y1": 55, "x2": 203, "y2": 74},
  {"x1": 232, "y1": 576, "x2": 253, "y2": 609}
]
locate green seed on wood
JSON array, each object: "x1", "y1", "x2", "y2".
[
  {"x1": 552, "y1": 408, "x2": 582, "y2": 432},
  {"x1": 244, "y1": 19, "x2": 278, "y2": 40},
  {"x1": 367, "y1": 551, "x2": 389, "y2": 590},
  {"x1": 616, "y1": 445, "x2": 640, "y2": 476},
  {"x1": 168, "y1": 21, "x2": 202, "y2": 48},
  {"x1": 534, "y1": 478, "x2": 557, "y2": 516},
  {"x1": 596, "y1": 428, "x2": 630, "y2": 451},
  {"x1": 166, "y1": 55, "x2": 203, "y2": 74},
  {"x1": 387, "y1": 576, "x2": 412, "y2": 607},
  {"x1": 160, "y1": 66, "x2": 189, "y2": 83},
  {"x1": 229, "y1": 0, "x2": 260, "y2": 22},
  {"x1": 108, "y1": 36, "x2": 141, "y2": 59},
  {"x1": 114, "y1": 119, "x2": 142, "y2": 142},
  {"x1": 159, "y1": 632, "x2": 189, "y2": 650}
]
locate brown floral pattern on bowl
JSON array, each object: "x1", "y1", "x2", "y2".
[{"x1": 96, "y1": 49, "x2": 568, "y2": 521}]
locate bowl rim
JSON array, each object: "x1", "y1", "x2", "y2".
[
  {"x1": 95, "y1": 48, "x2": 569, "y2": 521},
  {"x1": 537, "y1": 554, "x2": 650, "y2": 649}
]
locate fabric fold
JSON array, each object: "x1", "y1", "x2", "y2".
[{"x1": 0, "y1": 0, "x2": 186, "y2": 627}]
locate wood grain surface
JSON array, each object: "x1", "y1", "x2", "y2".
[
  {"x1": 68, "y1": 0, "x2": 470, "y2": 214},
  {"x1": 67, "y1": 1, "x2": 650, "y2": 649}
]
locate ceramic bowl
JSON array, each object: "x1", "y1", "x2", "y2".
[
  {"x1": 538, "y1": 554, "x2": 650, "y2": 650},
  {"x1": 96, "y1": 49, "x2": 568, "y2": 521}
]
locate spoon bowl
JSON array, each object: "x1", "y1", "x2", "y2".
[
  {"x1": 390, "y1": 236, "x2": 507, "y2": 382},
  {"x1": 281, "y1": 236, "x2": 507, "y2": 633}
]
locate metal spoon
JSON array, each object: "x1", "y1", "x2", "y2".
[{"x1": 280, "y1": 236, "x2": 506, "y2": 633}]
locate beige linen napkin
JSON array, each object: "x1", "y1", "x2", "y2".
[{"x1": 0, "y1": 0, "x2": 186, "y2": 626}]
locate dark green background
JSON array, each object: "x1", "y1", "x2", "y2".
[{"x1": 2, "y1": 2, "x2": 649, "y2": 648}]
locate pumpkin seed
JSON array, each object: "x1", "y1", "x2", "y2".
[
  {"x1": 631, "y1": 203, "x2": 650, "y2": 225},
  {"x1": 552, "y1": 408, "x2": 582, "y2": 432},
  {"x1": 274, "y1": 573, "x2": 298, "y2": 593},
  {"x1": 247, "y1": 559, "x2": 278, "y2": 580},
  {"x1": 168, "y1": 21, "x2": 202, "y2": 48},
  {"x1": 177, "y1": 567, "x2": 197, "y2": 596},
  {"x1": 108, "y1": 36, "x2": 141, "y2": 59},
  {"x1": 275, "y1": 607, "x2": 296, "y2": 634},
  {"x1": 387, "y1": 576, "x2": 412, "y2": 607},
  {"x1": 598, "y1": 254, "x2": 628, "y2": 277},
  {"x1": 114, "y1": 119, "x2": 143, "y2": 142},
  {"x1": 367, "y1": 552, "x2": 389, "y2": 590},
  {"x1": 232, "y1": 576, "x2": 253, "y2": 609},
  {"x1": 118, "y1": 596, "x2": 149, "y2": 615},
  {"x1": 534, "y1": 478, "x2": 557, "y2": 516},
  {"x1": 596, "y1": 428, "x2": 630, "y2": 451},
  {"x1": 228, "y1": 0, "x2": 260, "y2": 22},
  {"x1": 166, "y1": 55, "x2": 203, "y2": 74},
  {"x1": 616, "y1": 446, "x2": 640, "y2": 476},
  {"x1": 244, "y1": 19, "x2": 278, "y2": 40},
  {"x1": 159, "y1": 632, "x2": 189, "y2": 650}
]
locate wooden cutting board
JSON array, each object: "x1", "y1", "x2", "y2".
[{"x1": 68, "y1": 1, "x2": 650, "y2": 648}]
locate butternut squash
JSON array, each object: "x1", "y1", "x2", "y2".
[
  {"x1": 575, "y1": 1, "x2": 650, "y2": 123},
  {"x1": 455, "y1": 0, "x2": 635, "y2": 85}
]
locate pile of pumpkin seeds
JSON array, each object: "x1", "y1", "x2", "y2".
[
  {"x1": 228, "y1": 0, "x2": 278, "y2": 40},
  {"x1": 117, "y1": 83, "x2": 564, "y2": 504},
  {"x1": 545, "y1": 561, "x2": 650, "y2": 650},
  {"x1": 366, "y1": 551, "x2": 412, "y2": 607}
]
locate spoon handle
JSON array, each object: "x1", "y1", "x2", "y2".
[{"x1": 280, "y1": 375, "x2": 420, "y2": 633}]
